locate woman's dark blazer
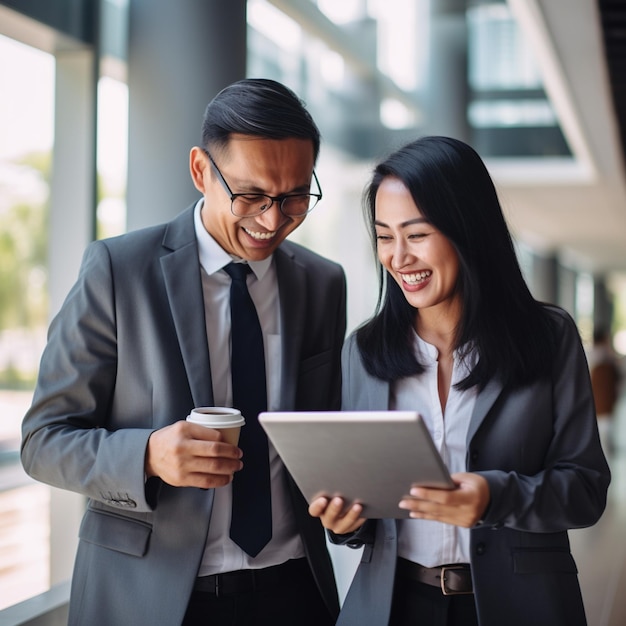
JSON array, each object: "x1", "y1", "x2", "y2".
[{"x1": 336, "y1": 306, "x2": 610, "y2": 626}]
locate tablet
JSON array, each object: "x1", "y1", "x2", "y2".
[{"x1": 259, "y1": 410, "x2": 455, "y2": 519}]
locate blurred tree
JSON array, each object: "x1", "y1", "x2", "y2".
[
  {"x1": 0, "y1": 151, "x2": 50, "y2": 383},
  {"x1": 0, "y1": 200, "x2": 48, "y2": 328}
]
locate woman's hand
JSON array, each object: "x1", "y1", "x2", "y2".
[
  {"x1": 308, "y1": 496, "x2": 367, "y2": 534},
  {"x1": 399, "y1": 472, "x2": 490, "y2": 528}
]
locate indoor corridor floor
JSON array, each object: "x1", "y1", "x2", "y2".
[{"x1": 570, "y1": 387, "x2": 626, "y2": 626}]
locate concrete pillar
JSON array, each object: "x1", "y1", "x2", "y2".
[
  {"x1": 126, "y1": 0, "x2": 247, "y2": 230},
  {"x1": 425, "y1": 0, "x2": 470, "y2": 140},
  {"x1": 49, "y1": 52, "x2": 97, "y2": 316},
  {"x1": 529, "y1": 252, "x2": 558, "y2": 305},
  {"x1": 557, "y1": 264, "x2": 577, "y2": 319},
  {"x1": 593, "y1": 276, "x2": 614, "y2": 332},
  {"x1": 49, "y1": 49, "x2": 97, "y2": 585},
  {"x1": 341, "y1": 17, "x2": 383, "y2": 158}
]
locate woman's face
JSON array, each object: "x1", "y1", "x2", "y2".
[{"x1": 375, "y1": 176, "x2": 461, "y2": 318}]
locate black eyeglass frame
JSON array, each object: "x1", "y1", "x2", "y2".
[{"x1": 203, "y1": 149, "x2": 323, "y2": 218}]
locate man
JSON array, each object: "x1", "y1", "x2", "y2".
[{"x1": 21, "y1": 78, "x2": 345, "y2": 625}]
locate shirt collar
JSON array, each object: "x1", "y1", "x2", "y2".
[
  {"x1": 411, "y1": 330, "x2": 439, "y2": 363},
  {"x1": 411, "y1": 329, "x2": 478, "y2": 378},
  {"x1": 193, "y1": 199, "x2": 273, "y2": 280}
]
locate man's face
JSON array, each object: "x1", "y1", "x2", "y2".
[{"x1": 190, "y1": 134, "x2": 315, "y2": 261}]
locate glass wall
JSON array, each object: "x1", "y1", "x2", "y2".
[
  {"x1": 467, "y1": 0, "x2": 570, "y2": 157},
  {"x1": 96, "y1": 76, "x2": 128, "y2": 240},
  {"x1": 0, "y1": 34, "x2": 53, "y2": 610},
  {"x1": 0, "y1": 30, "x2": 128, "y2": 607}
]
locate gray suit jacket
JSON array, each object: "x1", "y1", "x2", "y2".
[
  {"x1": 21, "y1": 205, "x2": 346, "y2": 625},
  {"x1": 336, "y1": 306, "x2": 610, "y2": 626}
]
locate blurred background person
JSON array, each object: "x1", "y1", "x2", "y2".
[{"x1": 588, "y1": 327, "x2": 622, "y2": 454}]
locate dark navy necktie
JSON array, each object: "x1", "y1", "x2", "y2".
[{"x1": 223, "y1": 262, "x2": 272, "y2": 557}]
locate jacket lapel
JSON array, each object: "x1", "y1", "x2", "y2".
[
  {"x1": 367, "y1": 376, "x2": 391, "y2": 410},
  {"x1": 160, "y1": 206, "x2": 214, "y2": 409},
  {"x1": 274, "y1": 246, "x2": 306, "y2": 410},
  {"x1": 467, "y1": 377, "x2": 503, "y2": 442}
]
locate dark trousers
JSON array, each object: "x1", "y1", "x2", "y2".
[
  {"x1": 182, "y1": 560, "x2": 334, "y2": 626},
  {"x1": 389, "y1": 574, "x2": 479, "y2": 626}
]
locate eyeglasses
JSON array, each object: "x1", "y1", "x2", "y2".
[{"x1": 204, "y1": 149, "x2": 322, "y2": 218}]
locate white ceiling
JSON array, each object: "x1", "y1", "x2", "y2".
[{"x1": 492, "y1": 0, "x2": 626, "y2": 274}]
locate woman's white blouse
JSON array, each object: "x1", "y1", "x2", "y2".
[{"x1": 392, "y1": 331, "x2": 478, "y2": 567}]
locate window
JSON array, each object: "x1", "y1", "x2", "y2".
[{"x1": 0, "y1": 34, "x2": 53, "y2": 609}]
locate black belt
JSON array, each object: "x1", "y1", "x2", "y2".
[
  {"x1": 397, "y1": 558, "x2": 473, "y2": 596},
  {"x1": 193, "y1": 558, "x2": 309, "y2": 596}
]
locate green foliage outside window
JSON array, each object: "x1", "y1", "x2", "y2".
[{"x1": 0, "y1": 151, "x2": 50, "y2": 388}]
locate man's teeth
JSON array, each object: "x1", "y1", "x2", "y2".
[
  {"x1": 244, "y1": 228, "x2": 276, "y2": 240},
  {"x1": 402, "y1": 271, "x2": 431, "y2": 285}
]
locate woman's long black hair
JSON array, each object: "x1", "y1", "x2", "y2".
[{"x1": 356, "y1": 136, "x2": 557, "y2": 390}]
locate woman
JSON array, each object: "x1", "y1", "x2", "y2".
[{"x1": 310, "y1": 136, "x2": 610, "y2": 626}]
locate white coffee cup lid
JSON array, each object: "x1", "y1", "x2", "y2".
[
  {"x1": 187, "y1": 416, "x2": 245, "y2": 428},
  {"x1": 186, "y1": 407, "x2": 245, "y2": 429}
]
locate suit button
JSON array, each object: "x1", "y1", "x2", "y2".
[
  {"x1": 476, "y1": 542, "x2": 486, "y2": 556},
  {"x1": 470, "y1": 450, "x2": 479, "y2": 463}
]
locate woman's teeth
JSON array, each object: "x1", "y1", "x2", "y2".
[{"x1": 402, "y1": 270, "x2": 431, "y2": 285}]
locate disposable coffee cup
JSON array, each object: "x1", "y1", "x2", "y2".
[{"x1": 186, "y1": 407, "x2": 245, "y2": 445}]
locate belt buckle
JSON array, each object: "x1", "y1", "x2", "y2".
[{"x1": 440, "y1": 565, "x2": 473, "y2": 596}]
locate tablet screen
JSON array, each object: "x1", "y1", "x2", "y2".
[{"x1": 259, "y1": 410, "x2": 454, "y2": 518}]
